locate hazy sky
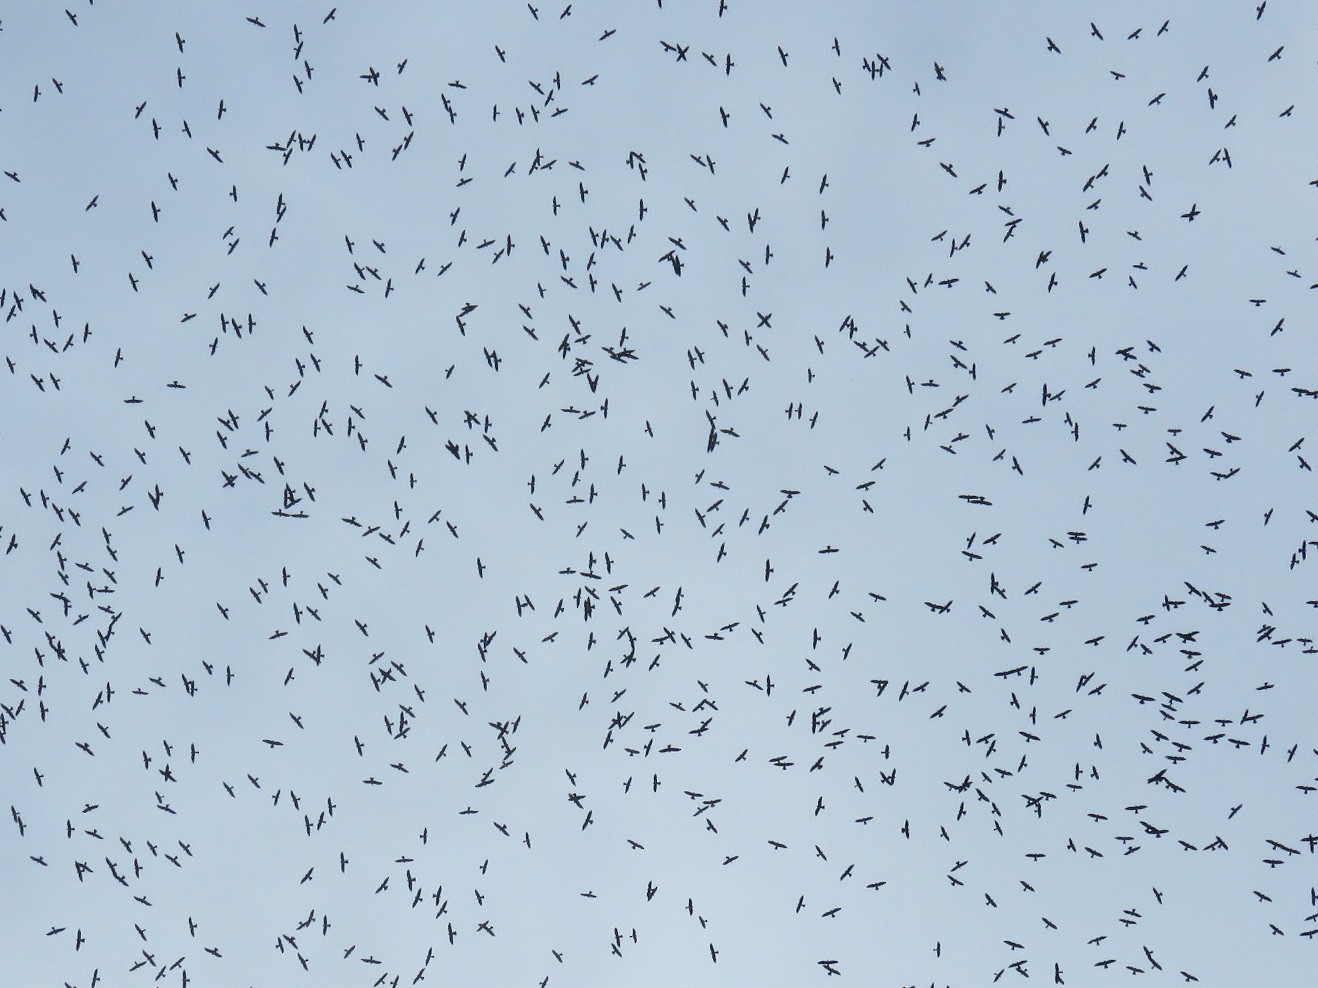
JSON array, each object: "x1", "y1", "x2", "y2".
[{"x1": 2, "y1": 2, "x2": 1317, "y2": 985}]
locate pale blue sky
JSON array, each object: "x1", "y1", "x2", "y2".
[{"x1": 2, "y1": 1, "x2": 1317, "y2": 985}]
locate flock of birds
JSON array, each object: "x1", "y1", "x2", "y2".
[{"x1": 2, "y1": 1, "x2": 1317, "y2": 985}]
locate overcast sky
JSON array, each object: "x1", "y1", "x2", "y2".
[{"x1": 2, "y1": 1, "x2": 1317, "y2": 985}]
